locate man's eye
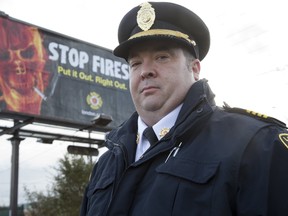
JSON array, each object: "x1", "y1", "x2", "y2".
[
  {"x1": 130, "y1": 62, "x2": 141, "y2": 68},
  {"x1": 156, "y1": 55, "x2": 169, "y2": 61}
]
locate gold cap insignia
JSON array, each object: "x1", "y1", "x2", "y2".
[
  {"x1": 160, "y1": 128, "x2": 170, "y2": 138},
  {"x1": 279, "y1": 133, "x2": 288, "y2": 149},
  {"x1": 137, "y1": 2, "x2": 155, "y2": 31}
]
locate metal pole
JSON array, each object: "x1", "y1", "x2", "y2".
[{"x1": 9, "y1": 126, "x2": 23, "y2": 216}]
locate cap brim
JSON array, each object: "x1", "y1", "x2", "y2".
[{"x1": 113, "y1": 35, "x2": 201, "y2": 61}]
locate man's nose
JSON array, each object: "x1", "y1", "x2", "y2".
[{"x1": 140, "y1": 60, "x2": 156, "y2": 79}]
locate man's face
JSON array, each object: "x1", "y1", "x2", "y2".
[{"x1": 128, "y1": 40, "x2": 200, "y2": 123}]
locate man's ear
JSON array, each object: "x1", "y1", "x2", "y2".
[{"x1": 192, "y1": 59, "x2": 201, "y2": 80}]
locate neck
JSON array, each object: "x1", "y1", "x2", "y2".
[
  {"x1": 139, "y1": 103, "x2": 183, "y2": 126},
  {"x1": 140, "y1": 111, "x2": 164, "y2": 126}
]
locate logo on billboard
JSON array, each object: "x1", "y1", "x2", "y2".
[{"x1": 86, "y1": 92, "x2": 103, "y2": 110}]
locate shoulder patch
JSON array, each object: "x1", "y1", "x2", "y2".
[
  {"x1": 279, "y1": 133, "x2": 288, "y2": 149},
  {"x1": 223, "y1": 102, "x2": 287, "y2": 129}
]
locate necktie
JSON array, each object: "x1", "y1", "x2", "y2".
[{"x1": 143, "y1": 126, "x2": 158, "y2": 146}]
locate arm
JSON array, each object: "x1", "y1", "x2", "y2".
[{"x1": 237, "y1": 126, "x2": 288, "y2": 215}]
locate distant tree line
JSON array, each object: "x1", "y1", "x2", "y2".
[{"x1": 24, "y1": 154, "x2": 94, "y2": 216}]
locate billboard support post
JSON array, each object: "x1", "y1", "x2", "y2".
[{"x1": 9, "y1": 121, "x2": 24, "y2": 216}]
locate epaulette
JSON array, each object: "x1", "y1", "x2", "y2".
[{"x1": 223, "y1": 102, "x2": 287, "y2": 129}]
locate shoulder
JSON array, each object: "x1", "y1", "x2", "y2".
[
  {"x1": 220, "y1": 102, "x2": 287, "y2": 129},
  {"x1": 219, "y1": 102, "x2": 288, "y2": 150}
]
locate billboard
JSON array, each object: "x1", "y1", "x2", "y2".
[{"x1": 0, "y1": 13, "x2": 135, "y2": 130}]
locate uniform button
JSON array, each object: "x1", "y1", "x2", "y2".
[{"x1": 196, "y1": 107, "x2": 203, "y2": 113}]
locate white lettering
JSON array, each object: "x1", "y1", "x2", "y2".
[
  {"x1": 59, "y1": 44, "x2": 69, "y2": 64},
  {"x1": 48, "y1": 42, "x2": 89, "y2": 69},
  {"x1": 114, "y1": 61, "x2": 122, "y2": 79},
  {"x1": 68, "y1": 48, "x2": 79, "y2": 67},
  {"x1": 48, "y1": 42, "x2": 59, "y2": 61},
  {"x1": 48, "y1": 42, "x2": 130, "y2": 81},
  {"x1": 105, "y1": 59, "x2": 114, "y2": 77},
  {"x1": 79, "y1": 51, "x2": 89, "y2": 69},
  {"x1": 92, "y1": 56, "x2": 129, "y2": 80},
  {"x1": 121, "y1": 63, "x2": 129, "y2": 80}
]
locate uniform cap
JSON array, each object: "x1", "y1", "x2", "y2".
[{"x1": 113, "y1": 2, "x2": 210, "y2": 61}]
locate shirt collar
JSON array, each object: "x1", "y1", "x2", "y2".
[{"x1": 138, "y1": 103, "x2": 183, "y2": 140}]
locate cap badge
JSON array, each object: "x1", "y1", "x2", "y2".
[
  {"x1": 137, "y1": 2, "x2": 155, "y2": 31},
  {"x1": 160, "y1": 128, "x2": 170, "y2": 138}
]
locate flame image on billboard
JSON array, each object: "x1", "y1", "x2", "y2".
[{"x1": 0, "y1": 18, "x2": 50, "y2": 115}]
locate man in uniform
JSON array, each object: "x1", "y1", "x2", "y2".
[{"x1": 80, "y1": 2, "x2": 288, "y2": 215}]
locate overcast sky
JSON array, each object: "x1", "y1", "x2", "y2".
[{"x1": 0, "y1": 0, "x2": 287, "y2": 206}]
